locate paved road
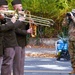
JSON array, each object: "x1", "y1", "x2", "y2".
[
  {"x1": 24, "y1": 47, "x2": 73, "y2": 75},
  {"x1": 25, "y1": 47, "x2": 56, "y2": 54},
  {"x1": 0, "y1": 47, "x2": 73, "y2": 75}
]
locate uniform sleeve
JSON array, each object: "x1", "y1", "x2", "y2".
[
  {"x1": 15, "y1": 28, "x2": 28, "y2": 36},
  {"x1": 15, "y1": 22, "x2": 29, "y2": 35},
  {"x1": 14, "y1": 20, "x2": 25, "y2": 28},
  {"x1": 0, "y1": 20, "x2": 25, "y2": 32},
  {"x1": 0, "y1": 21, "x2": 14, "y2": 31}
]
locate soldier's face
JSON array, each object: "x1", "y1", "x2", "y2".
[
  {"x1": 13, "y1": 4, "x2": 23, "y2": 11},
  {"x1": 0, "y1": 5, "x2": 8, "y2": 10}
]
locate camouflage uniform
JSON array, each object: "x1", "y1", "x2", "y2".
[
  {"x1": 69, "y1": 41, "x2": 75, "y2": 68},
  {"x1": 68, "y1": 21, "x2": 75, "y2": 68},
  {"x1": 62, "y1": 15, "x2": 75, "y2": 70}
]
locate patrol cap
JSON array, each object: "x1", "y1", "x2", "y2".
[
  {"x1": 72, "y1": 9, "x2": 75, "y2": 13},
  {"x1": 11, "y1": 0, "x2": 21, "y2": 5},
  {"x1": 0, "y1": 0, "x2": 8, "y2": 6}
]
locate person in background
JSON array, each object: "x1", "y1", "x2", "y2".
[
  {"x1": 0, "y1": 0, "x2": 26, "y2": 75},
  {"x1": 62, "y1": 9, "x2": 75, "y2": 74},
  {"x1": 11, "y1": 0, "x2": 33, "y2": 75}
]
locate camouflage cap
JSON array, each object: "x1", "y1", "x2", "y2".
[
  {"x1": 11, "y1": 0, "x2": 21, "y2": 5},
  {"x1": 0, "y1": 0, "x2": 8, "y2": 6}
]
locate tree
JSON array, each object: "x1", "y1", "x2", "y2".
[{"x1": 7, "y1": 0, "x2": 75, "y2": 37}]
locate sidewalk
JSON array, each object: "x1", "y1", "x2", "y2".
[{"x1": 25, "y1": 45, "x2": 56, "y2": 58}]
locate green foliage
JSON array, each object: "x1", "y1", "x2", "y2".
[
  {"x1": 7, "y1": 0, "x2": 75, "y2": 38},
  {"x1": 7, "y1": 0, "x2": 74, "y2": 20},
  {"x1": 6, "y1": 0, "x2": 13, "y2": 9},
  {"x1": 44, "y1": 27, "x2": 55, "y2": 38}
]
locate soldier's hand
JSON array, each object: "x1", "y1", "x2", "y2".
[
  {"x1": 18, "y1": 16, "x2": 25, "y2": 21},
  {"x1": 11, "y1": 16, "x2": 17, "y2": 23},
  {"x1": 0, "y1": 14, "x2": 5, "y2": 20},
  {"x1": 27, "y1": 28, "x2": 33, "y2": 34}
]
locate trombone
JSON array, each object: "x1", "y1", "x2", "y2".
[
  {"x1": 0, "y1": 10, "x2": 55, "y2": 27},
  {"x1": 23, "y1": 10, "x2": 54, "y2": 27},
  {"x1": 0, "y1": 10, "x2": 55, "y2": 37},
  {"x1": 22, "y1": 10, "x2": 55, "y2": 37},
  {"x1": 0, "y1": 10, "x2": 16, "y2": 16}
]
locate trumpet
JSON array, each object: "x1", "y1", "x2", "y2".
[{"x1": 0, "y1": 10, "x2": 55, "y2": 37}]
